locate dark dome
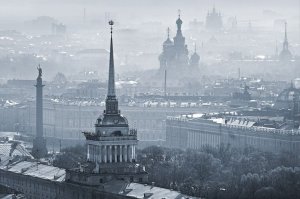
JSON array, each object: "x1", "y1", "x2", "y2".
[
  {"x1": 190, "y1": 52, "x2": 200, "y2": 63},
  {"x1": 97, "y1": 114, "x2": 128, "y2": 126},
  {"x1": 163, "y1": 38, "x2": 173, "y2": 46},
  {"x1": 176, "y1": 17, "x2": 182, "y2": 26}
]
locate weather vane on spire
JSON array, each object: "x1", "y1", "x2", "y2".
[
  {"x1": 178, "y1": 9, "x2": 181, "y2": 18},
  {"x1": 109, "y1": 20, "x2": 114, "y2": 34}
]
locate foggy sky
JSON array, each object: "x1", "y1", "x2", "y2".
[{"x1": 0, "y1": 0, "x2": 298, "y2": 26}]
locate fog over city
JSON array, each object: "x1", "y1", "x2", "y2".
[
  {"x1": 0, "y1": 0, "x2": 298, "y2": 79},
  {"x1": 0, "y1": 1, "x2": 299, "y2": 199}
]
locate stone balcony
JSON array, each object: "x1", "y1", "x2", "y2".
[{"x1": 83, "y1": 129, "x2": 137, "y2": 141}]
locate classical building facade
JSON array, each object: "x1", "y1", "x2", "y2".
[{"x1": 166, "y1": 114, "x2": 300, "y2": 153}]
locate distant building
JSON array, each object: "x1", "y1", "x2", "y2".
[
  {"x1": 0, "y1": 21, "x2": 197, "y2": 199},
  {"x1": 52, "y1": 23, "x2": 66, "y2": 35},
  {"x1": 206, "y1": 6, "x2": 223, "y2": 31},
  {"x1": 166, "y1": 113, "x2": 300, "y2": 153},
  {"x1": 158, "y1": 13, "x2": 200, "y2": 77},
  {"x1": 274, "y1": 81, "x2": 300, "y2": 125},
  {"x1": 275, "y1": 82, "x2": 300, "y2": 110},
  {"x1": 279, "y1": 22, "x2": 292, "y2": 61}
]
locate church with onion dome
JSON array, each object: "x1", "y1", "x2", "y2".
[{"x1": 158, "y1": 12, "x2": 200, "y2": 78}]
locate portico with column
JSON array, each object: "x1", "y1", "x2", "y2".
[{"x1": 87, "y1": 140, "x2": 137, "y2": 163}]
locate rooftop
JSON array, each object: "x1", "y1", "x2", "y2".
[
  {"x1": 0, "y1": 159, "x2": 197, "y2": 198},
  {"x1": 0, "y1": 160, "x2": 66, "y2": 182},
  {"x1": 104, "y1": 180, "x2": 199, "y2": 199},
  {"x1": 0, "y1": 141, "x2": 33, "y2": 159},
  {"x1": 168, "y1": 112, "x2": 300, "y2": 136}
]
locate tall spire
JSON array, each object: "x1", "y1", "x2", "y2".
[
  {"x1": 283, "y1": 21, "x2": 289, "y2": 50},
  {"x1": 107, "y1": 20, "x2": 116, "y2": 98},
  {"x1": 167, "y1": 27, "x2": 170, "y2": 39},
  {"x1": 175, "y1": 10, "x2": 183, "y2": 39},
  {"x1": 284, "y1": 22, "x2": 288, "y2": 42},
  {"x1": 105, "y1": 20, "x2": 119, "y2": 115}
]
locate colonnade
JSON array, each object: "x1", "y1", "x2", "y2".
[{"x1": 87, "y1": 144, "x2": 136, "y2": 163}]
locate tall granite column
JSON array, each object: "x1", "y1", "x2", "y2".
[{"x1": 32, "y1": 66, "x2": 48, "y2": 159}]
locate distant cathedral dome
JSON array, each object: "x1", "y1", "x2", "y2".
[
  {"x1": 158, "y1": 12, "x2": 200, "y2": 74},
  {"x1": 176, "y1": 17, "x2": 182, "y2": 26},
  {"x1": 190, "y1": 52, "x2": 200, "y2": 63},
  {"x1": 163, "y1": 38, "x2": 173, "y2": 46}
]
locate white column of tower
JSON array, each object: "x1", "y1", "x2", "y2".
[
  {"x1": 133, "y1": 145, "x2": 135, "y2": 161},
  {"x1": 132, "y1": 145, "x2": 135, "y2": 161},
  {"x1": 134, "y1": 145, "x2": 136, "y2": 161},
  {"x1": 94, "y1": 146, "x2": 97, "y2": 162},
  {"x1": 104, "y1": 145, "x2": 107, "y2": 163},
  {"x1": 99, "y1": 145, "x2": 102, "y2": 163},
  {"x1": 94, "y1": 146, "x2": 96, "y2": 162},
  {"x1": 87, "y1": 144, "x2": 90, "y2": 161},
  {"x1": 127, "y1": 145, "x2": 130, "y2": 162},
  {"x1": 120, "y1": 145, "x2": 123, "y2": 163},
  {"x1": 114, "y1": 145, "x2": 117, "y2": 162},
  {"x1": 109, "y1": 145, "x2": 112, "y2": 163},
  {"x1": 91, "y1": 145, "x2": 94, "y2": 161},
  {"x1": 124, "y1": 145, "x2": 128, "y2": 162},
  {"x1": 129, "y1": 145, "x2": 132, "y2": 162},
  {"x1": 96, "y1": 146, "x2": 98, "y2": 163}
]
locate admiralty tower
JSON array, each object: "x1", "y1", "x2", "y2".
[{"x1": 66, "y1": 20, "x2": 148, "y2": 185}]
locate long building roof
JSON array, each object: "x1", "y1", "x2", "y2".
[{"x1": 0, "y1": 161, "x2": 66, "y2": 182}]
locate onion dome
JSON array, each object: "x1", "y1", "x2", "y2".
[
  {"x1": 190, "y1": 44, "x2": 200, "y2": 64},
  {"x1": 163, "y1": 27, "x2": 173, "y2": 46},
  {"x1": 191, "y1": 52, "x2": 200, "y2": 63}
]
